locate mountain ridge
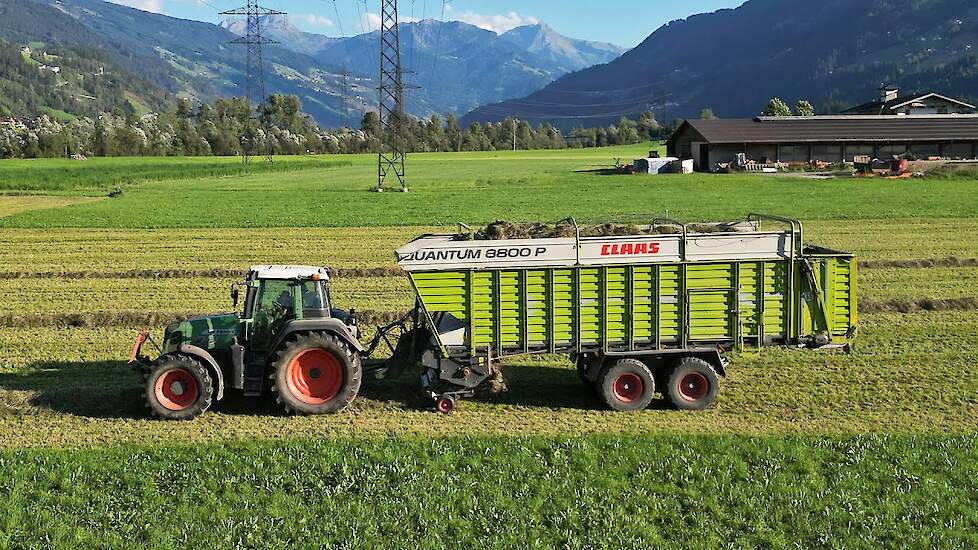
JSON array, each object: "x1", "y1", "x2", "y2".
[
  {"x1": 464, "y1": 0, "x2": 978, "y2": 129},
  {"x1": 1, "y1": 0, "x2": 623, "y2": 126}
]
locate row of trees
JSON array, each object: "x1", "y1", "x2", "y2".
[
  {"x1": 696, "y1": 98, "x2": 819, "y2": 120},
  {"x1": 0, "y1": 94, "x2": 662, "y2": 159}
]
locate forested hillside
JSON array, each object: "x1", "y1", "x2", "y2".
[{"x1": 0, "y1": 39, "x2": 166, "y2": 119}]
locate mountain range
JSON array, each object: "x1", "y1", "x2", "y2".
[
  {"x1": 0, "y1": 0, "x2": 623, "y2": 126},
  {"x1": 222, "y1": 16, "x2": 624, "y2": 119},
  {"x1": 465, "y1": 0, "x2": 978, "y2": 129}
]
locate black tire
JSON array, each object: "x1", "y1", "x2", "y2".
[
  {"x1": 271, "y1": 332, "x2": 362, "y2": 415},
  {"x1": 576, "y1": 356, "x2": 603, "y2": 386},
  {"x1": 666, "y1": 357, "x2": 720, "y2": 411},
  {"x1": 145, "y1": 354, "x2": 214, "y2": 420},
  {"x1": 576, "y1": 357, "x2": 590, "y2": 384},
  {"x1": 598, "y1": 358, "x2": 656, "y2": 412}
]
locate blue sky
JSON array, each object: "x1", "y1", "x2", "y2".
[{"x1": 110, "y1": 0, "x2": 745, "y2": 47}]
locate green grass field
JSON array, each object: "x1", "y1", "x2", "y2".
[
  {"x1": 2, "y1": 145, "x2": 977, "y2": 227},
  {"x1": 1, "y1": 148, "x2": 977, "y2": 546},
  {"x1": 2, "y1": 435, "x2": 976, "y2": 549}
]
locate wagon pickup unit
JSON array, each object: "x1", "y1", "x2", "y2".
[{"x1": 131, "y1": 214, "x2": 857, "y2": 419}]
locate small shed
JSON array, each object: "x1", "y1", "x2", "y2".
[{"x1": 634, "y1": 156, "x2": 679, "y2": 174}]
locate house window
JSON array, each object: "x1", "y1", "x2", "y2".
[
  {"x1": 812, "y1": 145, "x2": 843, "y2": 163},
  {"x1": 910, "y1": 144, "x2": 941, "y2": 159},
  {"x1": 944, "y1": 143, "x2": 973, "y2": 160},
  {"x1": 779, "y1": 145, "x2": 808, "y2": 163},
  {"x1": 879, "y1": 144, "x2": 909, "y2": 158}
]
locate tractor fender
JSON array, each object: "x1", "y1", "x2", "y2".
[
  {"x1": 177, "y1": 344, "x2": 225, "y2": 401},
  {"x1": 272, "y1": 319, "x2": 365, "y2": 356}
]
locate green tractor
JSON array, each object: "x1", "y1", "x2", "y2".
[{"x1": 130, "y1": 265, "x2": 384, "y2": 420}]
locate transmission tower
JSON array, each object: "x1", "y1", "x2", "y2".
[
  {"x1": 221, "y1": 1, "x2": 285, "y2": 164},
  {"x1": 376, "y1": 0, "x2": 408, "y2": 192},
  {"x1": 340, "y1": 68, "x2": 353, "y2": 128}
]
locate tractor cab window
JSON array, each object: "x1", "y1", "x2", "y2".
[
  {"x1": 300, "y1": 280, "x2": 327, "y2": 310},
  {"x1": 251, "y1": 280, "x2": 296, "y2": 349},
  {"x1": 300, "y1": 280, "x2": 331, "y2": 318},
  {"x1": 261, "y1": 281, "x2": 295, "y2": 315}
]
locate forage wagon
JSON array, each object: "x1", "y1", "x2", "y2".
[{"x1": 130, "y1": 214, "x2": 858, "y2": 419}]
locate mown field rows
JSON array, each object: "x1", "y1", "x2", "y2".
[
  {"x1": 1, "y1": 219, "x2": 975, "y2": 326},
  {"x1": 3, "y1": 219, "x2": 978, "y2": 275},
  {"x1": 2, "y1": 265, "x2": 975, "y2": 322},
  {"x1": 1, "y1": 310, "x2": 976, "y2": 448}
]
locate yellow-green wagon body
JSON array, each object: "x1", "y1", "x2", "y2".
[{"x1": 397, "y1": 216, "x2": 857, "y2": 361}]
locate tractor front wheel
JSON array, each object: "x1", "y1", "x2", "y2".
[
  {"x1": 272, "y1": 332, "x2": 362, "y2": 415},
  {"x1": 145, "y1": 354, "x2": 214, "y2": 420}
]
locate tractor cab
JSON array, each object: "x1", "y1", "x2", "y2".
[{"x1": 235, "y1": 265, "x2": 340, "y2": 350}]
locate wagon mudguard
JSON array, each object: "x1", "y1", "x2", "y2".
[
  {"x1": 271, "y1": 319, "x2": 365, "y2": 356},
  {"x1": 177, "y1": 344, "x2": 226, "y2": 401}
]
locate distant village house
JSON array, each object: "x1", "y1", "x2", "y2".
[{"x1": 841, "y1": 86, "x2": 976, "y2": 116}]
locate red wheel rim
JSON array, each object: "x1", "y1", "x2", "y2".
[
  {"x1": 154, "y1": 368, "x2": 199, "y2": 411},
  {"x1": 613, "y1": 373, "x2": 644, "y2": 403},
  {"x1": 287, "y1": 349, "x2": 342, "y2": 405},
  {"x1": 678, "y1": 372, "x2": 710, "y2": 402},
  {"x1": 437, "y1": 398, "x2": 453, "y2": 414}
]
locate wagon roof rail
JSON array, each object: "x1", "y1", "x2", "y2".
[{"x1": 748, "y1": 213, "x2": 804, "y2": 256}]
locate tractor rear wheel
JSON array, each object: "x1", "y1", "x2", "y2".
[
  {"x1": 145, "y1": 354, "x2": 214, "y2": 420},
  {"x1": 666, "y1": 357, "x2": 720, "y2": 411},
  {"x1": 272, "y1": 332, "x2": 361, "y2": 415},
  {"x1": 598, "y1": 358, "x2": 655, "y2": 412}
]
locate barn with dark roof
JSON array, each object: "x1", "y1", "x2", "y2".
[{"x1": 666, "y1": 115, "x2": 978, "y2": 172}]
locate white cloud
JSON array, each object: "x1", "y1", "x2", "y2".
[
  {"x1": 445, "y1": 6, "x2": 539, "y2": 34},
  {"x1": 295, "y1": 13, "x2": 335, "y2": 29},
  {"x1": 360, "y1": 11, "x2": 421, "y2": 32},
  {"x1": 113, "y1": 0, "x2": 164, "y2": 13},
  {"x1": 361, "y1": 12, "x2": 382, "y2": 32}
]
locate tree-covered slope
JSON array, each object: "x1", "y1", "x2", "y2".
[{"x1": 0, "y1": 38, "x2": 166, "y2": 119}]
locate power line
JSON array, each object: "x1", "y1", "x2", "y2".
[{"x1": 221, "y1": 1, "x2": 286, "y2": 164}]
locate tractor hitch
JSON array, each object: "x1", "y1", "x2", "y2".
[{"x1": 128, "y1": 331, "x2": 162, "y2": 369}]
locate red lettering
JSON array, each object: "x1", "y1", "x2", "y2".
[{"x1": 601, "y1": 242, "x2": 662, "y2": 256}]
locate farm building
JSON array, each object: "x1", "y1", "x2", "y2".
[
  {"x1": 666, "y1": 115, "x2": 978, "y2": 172},
  {"x1": 841, "y1": 87, "x2": 976, "y2": 116}
]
